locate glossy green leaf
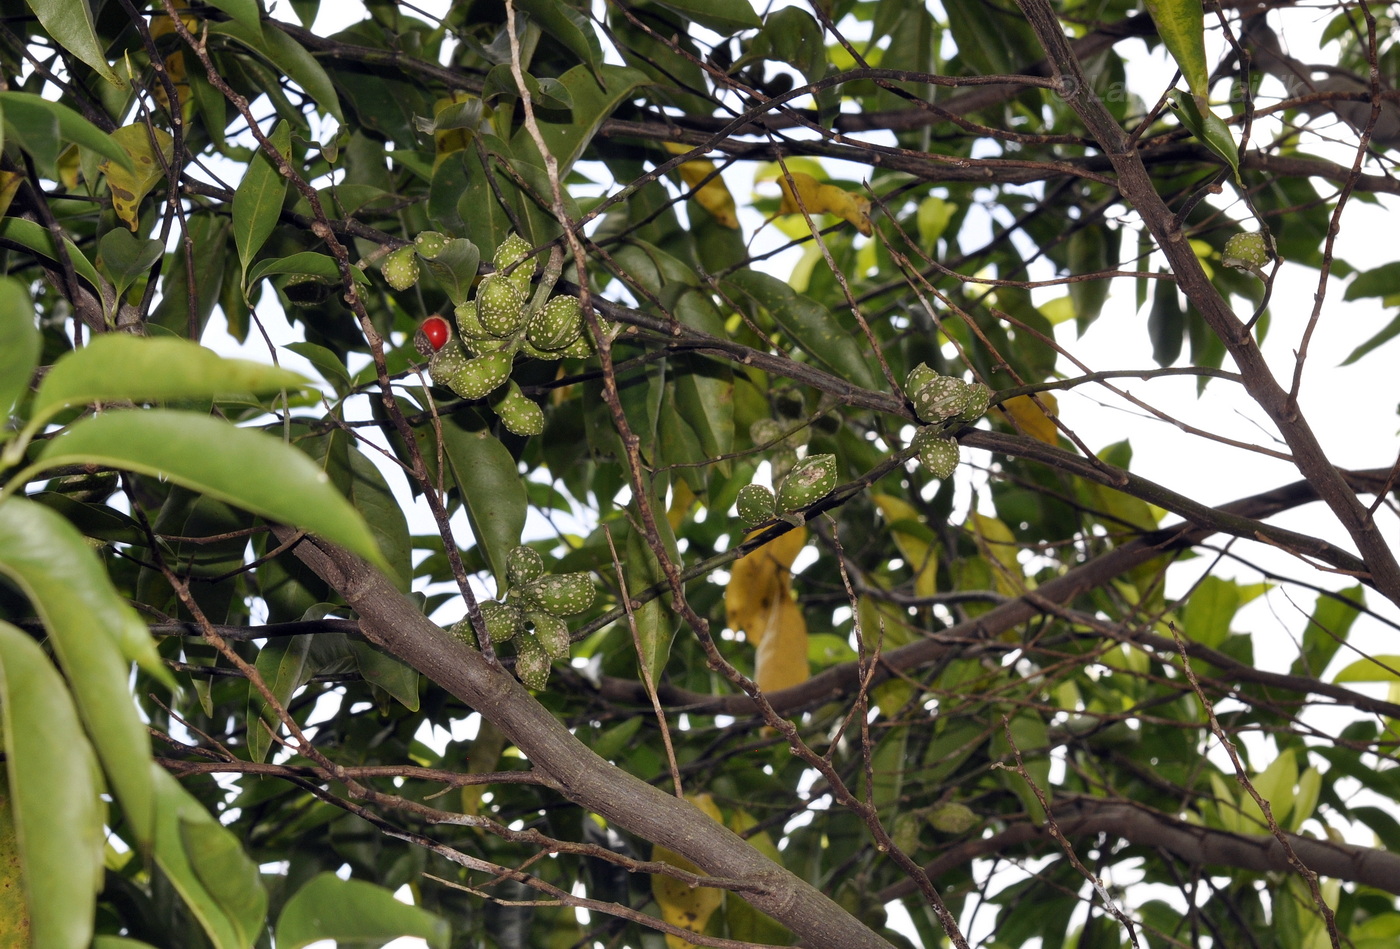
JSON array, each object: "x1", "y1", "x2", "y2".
[
  {"x1": 648, "y1": 0, "x2": 761, "y2": 33},
  {"x1": 150, "y1": 211, "x2": 231, "y2": 339},
  {"x1": 234, "y1": 120, "x2": 291, "y2": 287},
  {"x1": 1143, "y1": 0, "x2": 1208, "y2": 100},
  {"x1": 275, "y1": 873, "x2": 450, "y2": 949},
  {"x1": 1296, "y1": 585, "x2": 1363, "y2": 676},
  {"x1": 1165, "y1": 91, "x2": 1240, "y2": 183},
  {"x1": 0, "y1": 621, "x2": 104, "y2": 949},
  {"x1": 350, "y1": 639, "x2": 420, "y2": 710},
  {"x1": 151, "y1": 766, "x2": 266, "y2": 949},
  {"x1": 514, "y1": 64, "x2": 650, "y2": 175},
  {"x1": 0, "y1": 91, "x2": 133, "y2": 171},
  {"x1": 0, "y1": 216, "x2": 103, "y2": 292},
  {"x1": 247, "y1": 250, "x2": 365, "y2": 287},
  {"x1": 433, "y1": 414, "x2": 527, "y2": 590},
  {"x1": 202, "y1": 0, "x2": 261, "y2": 35},
  {"x1": 209, "y1": 20, "x2": 343, "y2": 122},
  {"x1": 1182, "y1": 575, "x2": 1240, "y2": 650},
  {"x1": 420, "y1": 237, "x2": 481, "y2": 307},
  {"x1": 626, "y1": 519, "x2": 676, "y2": 685},
  {"x1": 514, "y1": 0, "x2": 603, "y2": 72},
  {"x1": 725, "y1": 269, "x2": 881, "y2": 391},
  {"x1": 0, "y1": 278, "x2": 38, "y2": 420},
  {"x1": 93, "y1": 939, "x2": 162, "y2": 949},
  {"x1": 285, "y1": 341, "x2": 353, "y2": 394},
  {"x1": 95, "y1": 228, "x2": 163, "y2": 299},
  {"x1": 32, "y1": 335, "x2": 308, "y2": 423},
  {"x1": 1333, "y1": 654, "x2": 1400, "y2": 683},
  {"x1": 0, "y1": 498, "x2": 160, "y2": 844},
  {"x1": 37, "y1": 410, "x2": 390, "y2": 571},
  {"x1": 246, "y1": 633, "x2": 312, "y2": 763},
  {"x1": 24, "y1": 0, "x2": 121, "y2": 85}
]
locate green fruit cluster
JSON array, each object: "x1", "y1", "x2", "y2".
[
  {"x1": 735, "y1": 454, "x2": 836, "y2": 529},
  {"x1": 448, "y1": 544, "x2": 596, "y2": 689},
  {"x1": 418, "y1": 232, "x2": 603, "y2": 436},
  {"x1": 903, "y1": 364, "x2": 993, "y2": 480}
]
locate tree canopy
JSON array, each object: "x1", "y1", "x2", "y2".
[{"x1": 3, "y1": 0, "x2": 1400, "y2": 947}]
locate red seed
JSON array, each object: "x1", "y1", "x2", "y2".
[{"x1": 421, "y1": 316, "x2": 451, "y2": 351}]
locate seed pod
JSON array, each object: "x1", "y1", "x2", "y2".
[
  {"x1": 448, "y1": 350, "x2": 513, "y2": 401},
  {"x1": 775, "y1": 453, "x2": 837, "y2": 512},
  {"x1": 513, "y1": 632, "x2": 550, "y2": 689},
  {"x1": 448, "y1": 617, "x2": 477, "y2": 647},
  {"x1": 958, "y1": 382, "x2": 991, "y2": 422},
  {"x1": 492, "y1": 381, "x2": 544, "y2": 436},
  {"x1": 381, "y1": 245, "x2": 420, "y2": 290},
  {"x1": 454, "y1": 300, "x2": 488, "y2": 341},
  {"x1": 913, "y1": 429, "x2": 959, "y2": 479},
  {"x1": 911, "y1": 375, "x2": 969, "y2": 423},
  {"x1": 928, "y1": 801, "x2": 978, "y2": 834},
  {"x1": 479, "y1": 600, "x2": 521, "y2": 643},
  {"x1": 414, "y1": 230, "x2": 449, "y2": 260},
  {"x1": 558, "y1": 332, "x2": 594, "y2": 359},
  {"x1": 526, "y1": 610, "x2": 570, "y2": 659},
  {"x1": 905, "y1": 362, "x2": 939, "y2": 396},
  {"x1": 506, "y1": 545, "x2": 545, "y2": 585},
  {"x1": 475, "y1": 274, "x2": 529, "y2": 338},
  {"x1": 527, "y1": 295, "x2": 583, "y2": 351},
  {"x1": 736, "y1": 483, "x2": 776, "y2": 528},
  {"x1": 494, "y1": 232, "x2": 533, "y2": 271},
  {"x1": 428, "y1": 340, "x2": 471, "y2": 389},
  {"x1": 520, "y1": 572, "x2": 596, "y2": 616},
  {"x1": 1222, "y1": 231, "x2": 1270, "y2": 271}
]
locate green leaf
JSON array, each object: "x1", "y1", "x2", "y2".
[
  {"x1": 285, "y1": 341, "x2": 353, "y2": 394},
  {"x1": 1148, "y1": 269, "x2": 1184, "y2": 366},
  {"x1": 626, "y1": 516, "x2": 677, "y2": 685},
  {"x1": 0, "y1": 621, "x2": 104, "y2": 949},
  {"x1": 1333, "y1": 654, "x2": 1400, "y2": 683},
  {"x1": 1295, "y1": 585, "x2": 1363, "y2": 676},
  {"x1": 1345, "y1": 262, "x2": 1400, "y2": 300},
  {"x1": 23, "y1": 0, "x2": 121, "y2": 86},
  {"x1": 513, "y1": 0, "x2": 603, "y2": 72},
  {"x1": 420, "y1": 237, "x2": 481, "y2": 307},
  {"x1": 350, "y1": 639, "x2": 420, "y2": 711},
  {"x1": 648, "y1": 0, "x2": 761, "y2": 33},
  {"x1": 234, "y1": 120, "x2": 291, "y2": 288},
  {"x1": 1182, "y1": 575, "x2": 1240, "y2": 650},
  {"x1": 151, "y1": 767, "x2": 266, "y2": 949},
  {"x1": 275, "y1": 872, "x2": 450, "y2": 949},
  {"x1": 246, "y1": 633, "x2": 312, "y2": 763},
  {"x1": 202, "y1": 0, "x2": 262, "y2": 35},
  {"x1": 0, "y1": 216, "x2": 104, "y2": 293},
  {"x1": 0, "y1": 91, "x2": 133, "y2": 171},
  {"x1": 209, "y1": 20, "x2": 343, "y2": 122},
  {"x1": 513, "y1": 64, "x2": 650, "y2": 175},
  {"x1": 724, "y1": 270, "x2": 881, "y2": 390},
  {"x1": 1165, "y1": 91, "x2": 1240, "y2": 183},
  {"x1": 36, "y1": 410, "x2": 390, "y2": 571},
  {"x1": 430, "y1": 412, "x2": 527, "y2": 590},
  {"x1": 0, "y1": 498, "x2": 161, "y2": 845},
  {"x1": 32, "y1": 335, "x2": 308, "y2": 423},
  {"x1": 247, "y1": 250, "x2": 364, "y2": 287},
  {"x1": 0, "y1": 278, "x2": 39, "y2": 420},
  {"x1": 1341, "y1": 311, "x2": 1400, "y2": 365},
  {"x1": 1143, "y1": 0, "x2": 1208, "y2": 100},
  {"x1": 95, "y1": 229, "x2": 163, "y2": 299}
]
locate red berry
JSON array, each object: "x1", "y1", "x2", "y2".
[{"x1": 421, "y1": 316, "x2": 451, "y2": 352}]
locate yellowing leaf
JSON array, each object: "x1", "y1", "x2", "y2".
[
  {"x1": 967, "y1": 512, "x2": 1023, "y2": 596},
  {"x1": 776, "y1": 171, "x2": 872, "y2": 236},
  {"x1": 725, "y1": 528, "x2": 809, "y2": 693},
  {"x1": 149, "y1": 15, "x2": 198, "y2": 119},
  {"x1": 432, "y1": 92, "x2": 478, "y2": 170},
  {"x1": 663, "y1": 142, "x2": 738, "y2": 229},
  {"x1": 101, "y1": 125, "x2": 175, "y2": 231},
  {"x1": 1002, "y1": 392, "x2": 1058, "y2": 445},
  {"x1": 0, "y1": 170, "x2": 23, "y2": 219},
  {"x1": 652, "y1": 793, "x2": 726, "y2": 949},
  {"x1": 667, "y1": 479, "x2": 696, "y2": 532},
  {"x1": 873, "y1": 494, "x2": 937, "y2": 598}
]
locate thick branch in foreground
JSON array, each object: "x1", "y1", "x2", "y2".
[
  {"x1": 281, "y1": 530, "x2": 895, "y2": 949},
  {"x1": 879, "y1": 797, "x2": 1400, "y2": 901}
]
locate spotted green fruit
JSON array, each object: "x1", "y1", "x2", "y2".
[
  {"x1": 448, "y1": 617, "x2": 478, "y2": 647},
  {"x1": 414, "y1": 230, "x2": 449, "y2": 260},
  {"x1": 506, "y1": 545, "x2": 545, "y2": 585},
  {"x1": 906, "y1": 362, "x2": 939, "y2": 396},
  {"x1": 514, "y1": 632, "x2": 550, "y2": 689},
  {"x1": 521, "y1": 573, "x2": 596, "y2": 617},
  {"x1": 559, "y1": 332, "x2": 594, "y2": 359},
  {"x1": 1222, "y1": 231, "x2": 1270, "y2": 271},
  {"x1": 958, "y1": 382, "x2": 991, "y2": 422},
  {"x1": 448, "y1": 350, "x2": 513, "y2": 401},
  {"x1": 911, "y1": 375, "x2": 969, "y2": 423},
  {"x1": 381, "y1": 245, "x2": 420, "y2": 290},
  {"x1": 775, "y1": 453, "x2": 837, "y2": 512},
  {"x1": 480, "y1": 600, "x2": 521, "y2": 643},
  {"x1": 475, "y1": 274, "x2": 528, "y2": 337},
  {"x1": 736, "y1": 483, "x2": 776, "y2": 528},
  {"x1": 429, "y1": 340, "x2": 471, "y2": 388},
  {"x1": 454, "y1": 300, "x2": 488, "y2": 341},
  {"x1": 494, "y1": 232, "x2": 533, "y2": 271},
  {"x1": 913, "y1": 429, "x2": 959, "y2": 479},
  {"x1": 527, "y1": 611, "x2": 570, "y2": 659},
  {"x1": 527, "y1": 295, "x2": 583, "y2": 351},
  {"x1": 492, "y1": 381, "x2": 544, "y2": 436}
]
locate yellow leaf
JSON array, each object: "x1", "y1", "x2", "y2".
[
  {"x1": 663, "y1": 142, "x2": 738, "y2": 229},
  {"x1": 433, "y1": 92, "x2": 477, "y2": 170},
  {"x1": 0, "y1": 170, "x2": 23, "y2": 219},
  {"x1": 967, "y1": 512, "x2": 1024, "y2": 596},
  {"x1": 776, "y1": 171, "x2": 872, "y2": 236},
  {"x1": 667, "y1": 479, "x2": 696, "y2": 533},
  {"x1": 1002, "y1": 392, "x2": 1058, "y2": 445},
  {"x1": 148, "y1": 15, "x2": 197, "y2": 119},
  {"x1": 653, "y1": 793, "x2": 726, "y2": 949},
  {"x1": 725, "y1": 528, "x2": 809, "y2": 693},
  {"x1": 872, "y1": 494, "x2": 938, "y2": 599},
  {"x1": 100, "y1": 125, "x2": 175, "y2": 231}
]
